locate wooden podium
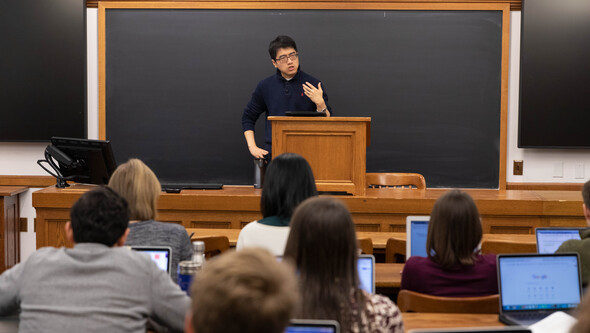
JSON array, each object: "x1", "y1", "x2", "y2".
[{"x1": 269, "y1": 116, "x2": 371, "y2": 196}]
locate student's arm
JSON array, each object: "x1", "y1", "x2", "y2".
[
  {"x1": 303, "y1": 82, "x2": 331, "y2": 117},
  {"x1": 0, "y1": 262, "x2": 23, "y2": 315},
  {"x1": 150, "y1": 265, "x2": 191, "y2": 333}
]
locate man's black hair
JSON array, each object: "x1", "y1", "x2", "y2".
[
  {"x1": 268, "y1": 35, "x2": 298, "y2": 60},
  {"x1": 70, "y1": 186, "x2": 129, "y2": 246}
]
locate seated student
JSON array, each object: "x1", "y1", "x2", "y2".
[
  {"x1": 108, "y1": 158, "x2": 192, "y2": 281},
  {"x1": 0, "y1": 187, "x2": 189, "y2": 333},
  {"x1": 283, "y1": 197, "x2": 404, "y2": 333},
  {"x1": 401, "y1": 189, "x2": 498, "y2": 297},
  {"x1": 557, "y1": 179, "x2": 590, "y2": 285},
  {"x1": 236, "y1": 153, "x2": 317, "y2": 256},
  {"x1": 185, "y1": 248, "x2": 299, "y2": 333}
]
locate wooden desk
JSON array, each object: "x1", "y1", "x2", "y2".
[
  {"x1": 33, "y1": 186, "x2": 583, "y2": 248},
  {"x1": 0, "y1": 186, "x2": 26, "y2": 273},
  {"x1": 376, "y1": 263, "x2": 403, "y2": 288},
  {"x1": 187, "y1": 228, "x2": 535, "y2": 250},
  {"x1": 402, "y1": 313, "x2": 502, "y2": 332}
]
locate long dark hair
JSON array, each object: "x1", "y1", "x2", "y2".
[
  {"x1": 260, "y1": 153, "x2": 317, "y2": 219},
  {"x1": 426, "y1": 190, "x2": 482, "y2": 270},
  {"x1": 284, "y1": 197, "x2": 365, "y2": 332}
]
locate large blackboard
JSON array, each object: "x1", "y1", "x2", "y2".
[{"x1": 103, "y1": 6, "x2": 505, "y2": 188}]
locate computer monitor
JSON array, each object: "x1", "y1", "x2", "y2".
[{"x1": 42, "y1": 137, "x2": 117, "y2": 187}]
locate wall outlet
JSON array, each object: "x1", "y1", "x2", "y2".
[
  {"x1": 575, "y1": 163, "x2": 585, "y2": 179},
  {"x1": 513, "y1": 160, "x2": 523, "y2": 175},
  {"x1": 553, "y1": 161, "x2": 564, "y2": 178}
]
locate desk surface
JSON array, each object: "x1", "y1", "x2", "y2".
[
  {"x1": 402, "y1": 313, "x2": 502, "y2": 332},
  {"x1": 186, "y1": 228, "x2": 536, "y2": 250}
]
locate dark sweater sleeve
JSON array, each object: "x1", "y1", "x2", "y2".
[{"x1": 241, "y1": 81, "x2": 267, "y2": 132}]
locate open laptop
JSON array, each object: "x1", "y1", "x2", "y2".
[
  {"x1": 285, "y1": 319, "x2": 340, "y2": 333},
  {"x1": 535, "y1": 227, "x2": 584, "y2": 254},
  {"x1": 130, "y1": 246, "x2": 172, "y2": 275},
  {"x1": 497, "y1": 253, "x2": 582, "y2": 326},
  {"x1": 406, "y1": 216, "x2": 430, "y2": 260},
  {"x1": 358, "y1": 254, "x2": 375, "y2": 293}
]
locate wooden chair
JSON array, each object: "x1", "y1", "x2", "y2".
[
  {"x1": 190, "y1": 235, "x2": 230, "y2": 259},
  {"x1": 366, "y1": 173, "x2": 426, "y2": 189},
  {"x1": 385, "y1": 238, "x2": 406, "y2": 263},
  {"x1": 357, "y1": 238, "x2": 374, "y2": 255},
  {"x1": 480, "y1": 239, "x2": 536, "y2": 255},
  {"x1": 397, "y1": 290, "x2": 500, "y2": 314}
]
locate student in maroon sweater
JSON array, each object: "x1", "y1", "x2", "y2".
[{"x1": 401, "y1": 190, "x2": 498, "y2": 297}]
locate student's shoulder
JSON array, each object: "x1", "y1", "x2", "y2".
[{"x1": 557, "y1": 238, "x2": 589, "y2": 253}]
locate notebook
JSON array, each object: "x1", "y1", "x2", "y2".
[
  {"x1": 497, "y1": 253, "x2": 582, "y2": 326},
  {"x1": 406, "y1": 216, "x2": 430, "y2": 260},
  {"x1": 358, "y1": 254, "x2": 375, "y2": 293},
  {"x1": 535, "y1": 228, "x2": 584, "y2": 254},
  {"x1": 130, "y1": 246, "x2": 172, "y2": 275},
  {"x1": 285, "y1": 319, "x2": 340, "y2": 333}
]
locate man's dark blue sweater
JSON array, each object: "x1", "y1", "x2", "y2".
[{"x1": 241, "y1": 69, "x2": 331, "y2": 151}]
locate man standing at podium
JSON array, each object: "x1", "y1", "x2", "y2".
[{"x1": 241, "y1": 35, "x2": 332, "y2": 159}]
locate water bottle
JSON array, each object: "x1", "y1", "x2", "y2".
[
  {"x1": 253, "y1": 157, "x2": 268, "y2": 189},
  {"x1": 177, "y1": 241, "x2": 205, "y2": 295}
]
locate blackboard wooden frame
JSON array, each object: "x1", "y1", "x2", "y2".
[{"x1": 98, "y1": 1, "x2": 509, "y2": 189}]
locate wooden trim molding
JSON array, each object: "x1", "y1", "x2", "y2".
[
  {"x1": 507, "y1": 182, "x2": 584, "y2": 191},
  {"x1": 88, "y1": 0, "x2": 522, "y2": 11},
  {"x1": 0, "y1": 176, "x2": 56, "y2": 188}
]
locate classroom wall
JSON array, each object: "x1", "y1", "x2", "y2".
[{"x1": 1, "y1": 10, "x2": 588, "y2": 259}]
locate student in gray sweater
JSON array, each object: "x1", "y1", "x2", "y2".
[
  {"x1": 0, "y1": 187, "x2": 190, "y2": 333},
  {"x1": 108, "y1": 158, "x2": 192, "y2": 281}
]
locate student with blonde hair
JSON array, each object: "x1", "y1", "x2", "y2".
[
  {"x1": 108, "y1": 158, "x2": 192, "y2": 281},
  {"x1": 185, "y1": 248, "x2": 299, "y2": 333}
]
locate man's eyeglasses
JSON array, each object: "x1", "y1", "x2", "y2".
[{"x1": 275, "y1": 52, "x2": 298, "y2": 64}]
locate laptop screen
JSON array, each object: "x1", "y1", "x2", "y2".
[
  {"x1": 536, "y1": 228, "x2": 582, "y2": 254},
  {"x1": 285, "y1": 319, "x2": 339, "y2": 333},
  {"x1": 357, "y1": 254, "x2": 375, "y2": 293},
  {"x1": 131, "y1": 246, "x2": 172, "y2": 273},
  {"x1": 406, "y1": 216, "x2": 430, "y2": 259},
  {"x1": 498, "y1": 254, "x2": 581, "y2": 312}
]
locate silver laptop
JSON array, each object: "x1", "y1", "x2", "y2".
[
  {"x1": 497, "y1": 253, "x2": 582, "y2": 326},
  {"x1": 285, "y1": 319, "x2": 340, "y2": 333},
  {"x1": 535, "y1": 227, "x2": 584, "y2": 254},
  {"x1": 406, "y1": 216, "x2": 430, "y2": 260},
  {"x1": 357, "y1": 254, "x2": 375, "y2": 293},
  {"x1": 130, "y1": 246, "x2": 172, "y2": 275}
]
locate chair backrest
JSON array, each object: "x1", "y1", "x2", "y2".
[
  {"x1": 480, "y1": 240, "x2": 537, "y2": 255},
  {"x1": 397, "y1": 290, "x2": 500, "y2": 314},
  {"x1": 366, "y1": 173, "x2": 426, "y2": 189},
  {"x1": 191, "y1": 235, "x2": 230, "y2": 259},
  {"x1": 357, "y1": 238, "x2": 373, "y2": 255},
  {"x1": 385, "y1": 238, "x2": 406, "y2": 263}
]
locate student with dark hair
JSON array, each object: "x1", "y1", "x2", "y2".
[
  {"x1": 242, "y1": 35, "x2": 332, "y2": 159},
  {"x1": 401, "y1": 189, "x2": 498, "y2": 297},
  {"x1": 108, "y1": 158, "x2": 192, "y2": 281},
  {"x1": 284, "y1": 197, "x2": 404, "y2": 333},
  {"x1": 185, "y1": 248, "x2": 299, "y2": 333},
  {"x1": 557, "y1": 179, "x2": 590, "y2": 285},
  {"x1": 236, "y1": 152, "x2": 317, "y2": 256},
  {"x1": 0, "y1": 187, "x2": 190, "y2": 333}
]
